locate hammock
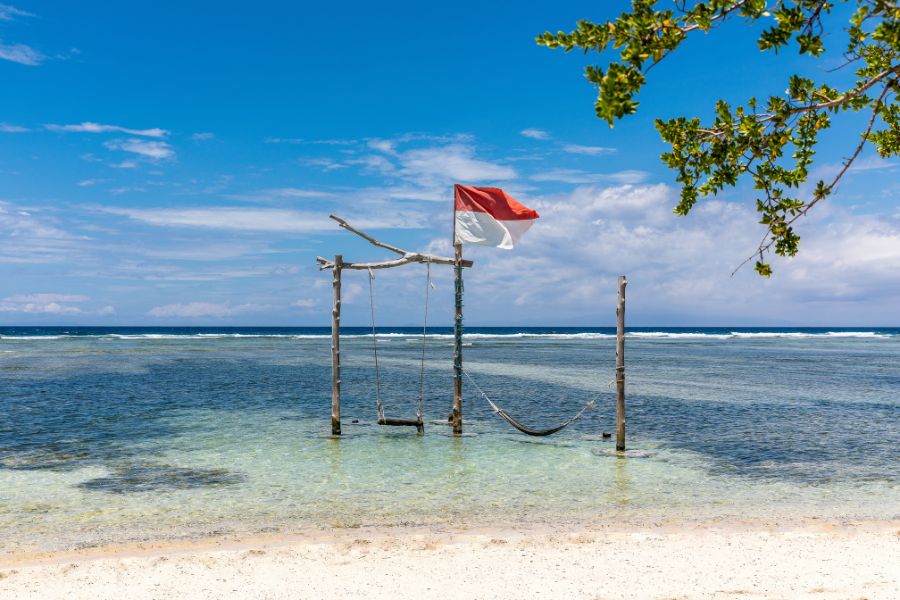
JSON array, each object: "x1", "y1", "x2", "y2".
[{"x1": 462, "y1": 369, "x2": 597, "y2": 437}]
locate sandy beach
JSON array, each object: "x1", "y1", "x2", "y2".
[{"x1": 1, "y1": 521, "x2": 898, "y2": 600}]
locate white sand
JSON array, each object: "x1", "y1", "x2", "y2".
[{"x1": 1, "y1": 522, "x2": 898, "y2": 599}]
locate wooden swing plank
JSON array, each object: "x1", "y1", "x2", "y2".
[{"x1": 378, "y1": 418, "x2": 425, "y2": 433}]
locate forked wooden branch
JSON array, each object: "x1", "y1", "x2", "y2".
[
  {"x1": 317, "y1": 214, "x2": 473, "y2": 270},
  {"x1": 329, "y1": 215, "x2": 407, "y2": 256}
]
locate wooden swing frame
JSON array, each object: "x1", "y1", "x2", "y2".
[
  {"x1": 317, "y1": 215, "x2": 473, "y2": 436},
  {"x1": 317, "y1": 214, "x2": 628, "y2": 450}
]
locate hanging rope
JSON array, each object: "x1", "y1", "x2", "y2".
[
  {"x1": 462, "y1": 369, "x2": 604, "y2": 437},
  {"x1": 367, "y1": 268, "x2": 384, "y2": 422},
  {"x1": 416, "y1": 262, "x2": 432, "y2": 422}
]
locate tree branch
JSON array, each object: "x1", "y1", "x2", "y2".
[
  {"x1": 790, "y1": 64, "x2": 900, "y2": 112},
  {"x1": 731, "y1": 78, "x2": 895, "y2": 275},
  {"x1": 328, "y1": 214, "x2": 407, "y2": 255},
  {"x1": 678, "y1": 0, "x2": 754, "y2": 34},
  {"x1": 318, "y1": 215, "x2": 473, "y2": 271}
]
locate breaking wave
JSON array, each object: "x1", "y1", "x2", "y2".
[{"x1": 0, "y1": 330, "x2": 894, "y2": 341}]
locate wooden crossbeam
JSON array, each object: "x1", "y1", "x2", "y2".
[{"x1": 316, "y1": 255, "x2": 472, "y2": 270}]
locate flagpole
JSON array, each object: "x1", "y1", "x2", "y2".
[{"x1": 452, "y1": 189, "x2": 463, "y2": 435}]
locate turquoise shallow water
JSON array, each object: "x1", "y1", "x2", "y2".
[{"x1": 1, "y1": 327, "x2": 898, "y2": 553}]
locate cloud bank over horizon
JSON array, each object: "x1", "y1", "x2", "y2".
[{"x1": 1, "y1": 130, "x2": 898, "y2": 326}]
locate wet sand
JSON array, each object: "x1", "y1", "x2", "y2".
[{"x1": 1, "y1": 520, "x2": 898, "y2": 599}]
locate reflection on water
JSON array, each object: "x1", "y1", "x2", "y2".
[{"x1": 0, "y1": 328, "x2": 898, "y2": 552}]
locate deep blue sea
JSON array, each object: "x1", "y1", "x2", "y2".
[{"x1": 1, "y1": 326, "x2": 898, "y2": 553}]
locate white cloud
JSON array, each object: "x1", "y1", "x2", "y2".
[
  {"x1": 561, "y1": 144, "x2": 617, "y2": 156},
  {"x1": 265, "y1": 136, "x2": 358, "y2": 145},
  {"x1": 102, "y1": 206, "x2": 424, "y2": 232},
  {"x1": 356, "y1": 136, "x2": 515, "y2": 191},
  {"x1": 135, "y1": 242, "x2": 264, "y2": 262},
  {"x1": 147, "y1": 302, "x2": 265, "y2": 318},
  {"x1": 311, "y1": 138, "x2": 358, "y2": 146},
  {"x1": 291, "y1": 298, "x2": 317, "y2": 308},
  {"x1": 0, "y1": 4, "x2": 34, "y2": 20},
  {"x1": 342, "y1": 283, "x2": 363, "y2": 303},
  {"x1": 108, "y1": 187, "x2": 147, "y2": 195},
  {"x1": 105, "y1": 138, "x2": 174, "y2": 160},
  {"x1": 191, "y1": 132, "x2": 215, "y2": 140},
  {"x1": 77, "y1": 178, "x2": 108, "y2": 187},
  {"x1": 0, "y1": 201, "x2": 86, "y2": 264},
  {"x1": 105, "y1": 207, "x2": 329, "y2": 232},
  {"x1": 46, "y1": 122, "x2": 169, "y2": 138},
  {"x1": 531, "y1": 169, "x2": 649, "y2": 185},
  {"x1": 396, "y1": 144, "x2": 517, "y2": 184},
  {"x1": 520, "y1": 128, "x2": 550, "y2": 140},
  {"x1": 368, "y1": 139, "x2": 397, "y2": 154},
  {"x1": 845, "y1": 155, "x2": 896, "y2": 172},
  {"x1": 602, "y1": 170, "x2": 652, "y2": 184},
  {"x1": 303, "y1": 157, "x2": 346, "y2": 171},
  {"x1": 0, "y1": 42, "x2": 44, "y2": 65},
  {"x1": 227, "y1": 187, "x2": 332, "y2": 202},
  {"x1": 778, "y1": 214, "x2": 900, "y2": 302},
  {"x1": 5, "y1": 293, "x2": 88, "y2": 303},
  {"x1": 0, "y1": 123, "x2": 28, "y2": 132},
  {"x1": 348, "y1": 154, "x2": 395, "y2": 175},
  {"x1": 75, "y1": 260, "x2": 291, "y2": 282},
  {"x1": 264, "y1": 137, "x2": 304, "y2": 144},
  {"x1": 0, "y1": 293, "x2": 88, "y2": 314},
  {"x1": 530, "y1": 169, "x2": 598, "y2": 184}
]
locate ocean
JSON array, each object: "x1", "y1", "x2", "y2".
[{"x1": 1, "y1": 326, "x2": 898, "y2": 553}]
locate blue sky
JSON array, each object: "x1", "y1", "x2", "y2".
[{"x1": 1, "y1": 1, "x2": 898, "y2": 326}]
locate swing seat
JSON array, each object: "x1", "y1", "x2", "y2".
[{"x1": 378, "y1": 417, "x2": 425, "y2": 433}]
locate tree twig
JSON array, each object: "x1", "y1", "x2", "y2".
[
  {"x1": 328, "y1": 214, "x2": 407, "y2": 256},
  {"x1": 318, "y1": 215, "x2": 473, "y2": 271},
  {"x1": 731, "y1": 79, "x2": 895, "y2": 276}
]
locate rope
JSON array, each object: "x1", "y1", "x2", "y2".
[
  {"x1": 462, "y1": 369, "x2": 609, "y2": 437},
  {"x1": 368, "y1": 268, "x2": 384, "y2": 422},
  {"x1": 416, "y1": 262, "x2": 432, "y2": 422}
]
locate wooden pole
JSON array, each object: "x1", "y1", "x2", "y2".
[
  {"x1": 615, "y1": 275, "x2": 627, "y2": 451},
  {"x1": 331, "y1": 255, "x2": 343, "y2": 436},
  {"x1": 452, "y1": 243, "x2": 463, "y2": 435}
]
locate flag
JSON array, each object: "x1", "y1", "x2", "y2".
[{"x1": 453, "y1": 184, "x2": 539, "y2": 249}]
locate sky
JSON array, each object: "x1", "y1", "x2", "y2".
[{"x1": 1, "y1": 1, "x2": 898, "y2": 327}]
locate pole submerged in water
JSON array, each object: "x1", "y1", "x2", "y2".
[
  {"x1": 452, "y1": 243, "x2": 464, "y2": 435},
  {"x1": 331, "y1": 255, "x2": 343, "y2": 436},
  {"x1": 615, "y1": 275, "x2": 627, "y2": 451}
]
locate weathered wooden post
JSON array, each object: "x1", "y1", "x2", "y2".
[
  {"x1": 331, "y1": 255, "x2": 343, "y2": 436},
  {"x1": 451, "y1": 243, "x2": 464, "y2": 435},
  {"x1": 615, "y1": 275, "x2": 627, "y2": 451}
]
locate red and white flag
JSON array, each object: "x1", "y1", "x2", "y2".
[{"x1": 453, "y1": 184, "x2": 539, "y2": 249}]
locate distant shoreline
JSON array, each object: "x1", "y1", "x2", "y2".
[
  {"x1": 2, "y1": 325, "x2": 899, "y2": 340},
  {"x1": 2, "y1": 325, "x2": 899, "y2": 330}
]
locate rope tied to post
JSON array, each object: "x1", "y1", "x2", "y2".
[
  {"x1": 416, "y1": 262, "x2": 433, "y2": 423},
  {"x1": 367, "y1": 267, "x2": 384, "y2": 422}
]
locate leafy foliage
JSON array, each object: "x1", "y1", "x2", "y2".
[{"x1": 538, "y1": 1, "x2": 900, "y2": 276}]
